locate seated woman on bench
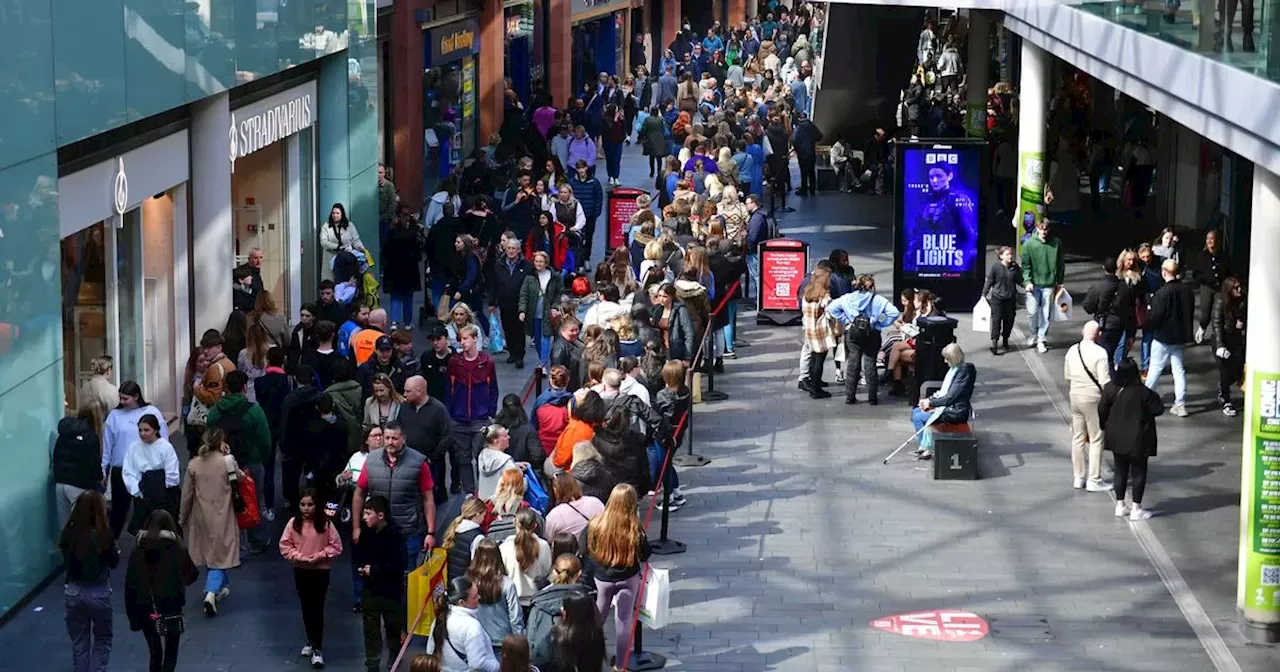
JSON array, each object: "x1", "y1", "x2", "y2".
[
  {"x1": 911, "y1": 343, "x2": 976, "y2": 460},
  {"x1": 886, "y1": 289, "x2": 944, "y2": 397}
]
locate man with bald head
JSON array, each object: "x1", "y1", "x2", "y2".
[
  {"x1": 398, "y1": 375, "x2": 456, "y2": 503},
  {"x1": 1064, "y1": 320, "x2": 1112, "y2": 492}
]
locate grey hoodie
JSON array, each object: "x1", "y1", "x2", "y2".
[{"x1": 476, "y1": 448, "x2": 518, "y2": 501}]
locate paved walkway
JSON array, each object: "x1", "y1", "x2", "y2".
[{"x1": 3, "y1": 144, "x2": 1277, "y2": 671}]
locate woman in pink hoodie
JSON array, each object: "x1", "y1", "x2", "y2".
[{"x1": 279, "y1": 488, "x2": 343, "y2": 668}]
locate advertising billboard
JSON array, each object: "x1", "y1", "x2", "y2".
[{"x1": 893, "y1": 140, "x2": 988, "y2": 310}]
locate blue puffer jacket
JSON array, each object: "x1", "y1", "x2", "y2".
[{"x1": 569, "y1": 175, "x2": 604, "y2": 221}]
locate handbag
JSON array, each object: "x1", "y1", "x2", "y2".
[
  {"x1": 186, "y1": 398, "x2": 210, "y2": 427},
  {"x1": 235, "y1": 471, "x2": 261, "y2": 530},
  {"x1": 151, "y1": 598, "x2": 185, "y2": 636},
  {"x1": 487, "y1": 311, "x2": 506, "y2": 354},
  {"x1": 1135, "y1": 297, "x2": 1149, "y2": 328},
  {"x1": 637, "y1": 566, "x2": 671, "y2": 629}
]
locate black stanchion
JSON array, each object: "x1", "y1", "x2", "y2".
[
  {"x1": 623, "y1": 620, "x2": 667, "y2": 671},
  {"x1": 535, "y1": 366, "x2": 544, "y2": 397},
  {"x1": 648, "y1": 475, "x2": 686, "y2": 555},
  {"x1": 671, "y1": 382, "x2": 709, "y2": 468},
  {"x1": 701, "y1": 330, "x2": 729, "y2": 402}
]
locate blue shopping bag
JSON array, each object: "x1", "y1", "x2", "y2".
[
  {"x1": 487, "y1": 311, "x2": 506, "y2": 354},
  {"x1": 523, "y1": 467, "x2": 550, "y2": 514}
]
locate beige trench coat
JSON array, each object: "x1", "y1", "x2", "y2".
[{"x1": 180, "y1": 453, "x2": 241, "y2": 570}]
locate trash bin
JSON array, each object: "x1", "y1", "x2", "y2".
[{"x1": 910, "y1": 316, "x2": 959, "y2": 405}]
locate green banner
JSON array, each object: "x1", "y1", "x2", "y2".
[
  {"x1": 1243, "y1": 372, "x2": 1280, "y2": 615},
  {"x1": 1015, "y1": 151, "x2": 1045, "y2": 254}
]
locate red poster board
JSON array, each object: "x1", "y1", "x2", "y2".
[
  {"x1": 606, "y1": 188, "x2": 646, "y2": 252},
  {"x1": 757, "y1": 238, "x2": 808, "y2": 326}
]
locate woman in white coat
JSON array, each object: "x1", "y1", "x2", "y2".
[
  {"x1": 319, "y1": 203, "x2": 366, "y2": 281},
  {"x1": 426, "y1": 577, "x2": 501, "y2": 671}
]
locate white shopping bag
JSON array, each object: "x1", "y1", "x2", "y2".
[
  {"x1": 637, "y1": 567, "x2": 670, "y2": 629},
  {"x1": 971, "y1": 297, "x2": 991, "y2": 333},
  {"x1": 1052, "y1": 288, "x2": 1073, "y2": 322}
]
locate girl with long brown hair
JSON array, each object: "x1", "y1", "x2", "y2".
[
  {"x1": 499, "y1": 509, "x2": 552, "y2": 606},
  {"x1": 799, "y1": 268, "x2": 836, "y2": 399},
  {"x1": 236, "y1": 323, "x2": 271, "y2": 403},
  {"x1": 544, "y1": 471, "x2": 605, "y2": 542},
  {"x1": 468, "y1": 538, "x2": 524, "y2": 652},
  {"x1": 61, "y1": 490, "x2": 120, "y2": 671},
  {"x1": 585, "y1": 483, "x2": 650, "y2": 667},
  {"x1": 278, "y1": 488, "x2": 343, "y2": 666}
]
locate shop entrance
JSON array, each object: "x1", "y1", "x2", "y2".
[
  {"x1": 232, "y1": 141, "x2": 290, "y2": 305},
  {"x1": 61, "y1": 193, "x2": 179, "y2": 416}
]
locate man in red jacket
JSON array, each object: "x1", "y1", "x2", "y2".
[{"x1": 446, "y1": 324, "x2": 498, "y2": 493}]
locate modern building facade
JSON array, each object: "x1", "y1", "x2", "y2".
[{"x1": 0, "y1": 1, "x2": 380, "y2": 617}]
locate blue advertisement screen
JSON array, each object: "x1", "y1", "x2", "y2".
[{"x1": 899, "y1": 146, "x2": 981, "y2": 280}]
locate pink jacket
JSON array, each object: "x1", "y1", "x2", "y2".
[{"x1": 278, "y1": 519, "x2": 344, "y2": 569}]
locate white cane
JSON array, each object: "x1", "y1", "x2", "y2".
[{"x1": 882, "y1": 408, "x2": 943, "y2": 464}]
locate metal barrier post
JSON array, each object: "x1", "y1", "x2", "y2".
[
  {"x1": 623, "y1": 619, "x2": 667, "y2": 671},
  {"x1": 649, "y1": 473, "x2": 687, "y2": 556},
  {"x1": 671, "y1": 390, "x2": 709, "y2": 468},
  {"x1": 702, "y1": 329, "x2": 729, "y2": 402}
]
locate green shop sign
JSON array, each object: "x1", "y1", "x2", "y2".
[{"x1": 1243, "y1": 372, "x2": 1280, "y2": 614}]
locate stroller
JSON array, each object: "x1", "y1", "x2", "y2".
[{"x1": 333, "y1": 248, "x2": 380, "y2": 309}]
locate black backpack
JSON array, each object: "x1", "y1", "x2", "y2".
[
  {"x1": 215, "y1": 404, "x2": 249, "y2": 465},
  {"x1": 847, "y1": 312, "x2": 874, "y2": 346}
]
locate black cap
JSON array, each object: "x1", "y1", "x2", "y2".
[
  {"x1": 375, "y1": 335, "x2": 393, "y2": 350},
  {"x1": 426, "y1": 324, "x2": 448, "y2": 340}
]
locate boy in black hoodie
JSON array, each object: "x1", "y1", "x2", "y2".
[
  {"x1": 253, "y1": 346, "x2": 291, "y2": 521},
  {"x1": 355, "y1": 495, "x2": 405, "y2": 672},
  {"x1": 279, "y1": 364, "x2": 322, "y2": 513},
  {"x1": 653, "y1": 360, "x2": 691, "y2": 509}
]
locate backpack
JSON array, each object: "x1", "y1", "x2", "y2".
[
  {"x1": 215, "y1": 404, "x2": 249, "y2": 465},
  {"x1": 847, "y1": 312, "x2": 874, "y2": 346},
  {"x1": 523, "y1": 469, "x2": 551, "y2": 514},
  {"x1": 487, "y1": 511, "x2": 519, "y2": 546}
]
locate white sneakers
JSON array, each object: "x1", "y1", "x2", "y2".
[
  {"x1": 1073, "y1": 477, "x2": 1086, "y2": 489},
  {"x1": 302, "y1": 646, "x2": 324, "y2": 668},
  {"x1": 1035, "y1": 340, "x2": 1048, "y2": 354},
  {"x1": 203, "y1": 592, "x2": 217, "y2": 617},
  {"x1": 1086, "y1": 480, "x2": 1113, "y2": 492},
  {"x1": 1115, "y1": 499, "x2": 1154, "y2": 520},
  {"x1": 1026, "y1": 335, "x2": 1038, "y2": 347},
  {"x1": 1170, "y1": 404, "x2": 1189, "y2": 417}
]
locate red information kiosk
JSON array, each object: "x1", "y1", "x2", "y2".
[{"x1": 606, "y1": 187, "x2": 646, "y2": 251}]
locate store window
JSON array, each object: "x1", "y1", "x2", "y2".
[
  {"x1": 505, "y1": 2, "x2": 535, "y2": 104},
  {"x1": 423, "y1": 19, "x2": 481, "y2": 196}
]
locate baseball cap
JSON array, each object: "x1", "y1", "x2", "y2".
[{"x1": 375, "y1": 335, "x2": 393, "y2": 350}]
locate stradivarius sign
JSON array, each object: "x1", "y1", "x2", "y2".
[{"x1": 229, "y1": 94, "x2": 314, "y2": 172}]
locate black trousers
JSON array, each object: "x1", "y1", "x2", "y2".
[
  {"x1": 362, "y1": 592, "x2": 405, "y2": 672},
  {"x1": 142, "y1": 628, "x2": 181, "y2": 672},
  {"x1": 1196, "y1": 285, "x2": 1216, "y2": 329},
  {"x1": 807, "y1": 349, "x2": 827, "y2": 386},
  {"x1": 108, "y1": 467, "x2": 130, "y2": 539},
  {"x1": 1219, "y1": 349, "x2": 1244, "y2": 402},
  {"x1": 294, "y1": 567, "x2": 331, "y2": 648},
  {"x1": 844, "y1": 336, "x2": 880, "y2": 401},
  {"x1": 1099, "y1": 326, "x2": 1125, "y2": 368},
  {"x1": 798, "y1": 157, "x2": 817, "y2": 194},
  {"x1": 1113, "y1": 454, "x2": 1149, "y2": 504},
  {"x1": 582, "y1": 215, "x2": 599, "y2": 264},
  {"x1": 499, "y1": 303, "x2": 526, "y2": 363},
  {"x1": 988, "y1": 296, "x2": 1016, "y2": 344}
]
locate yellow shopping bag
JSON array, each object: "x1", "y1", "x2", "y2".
[{"x1": 406, "y1": 549, "x2": 448, "y2": 637}]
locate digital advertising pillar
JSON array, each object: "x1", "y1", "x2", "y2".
[{"x1": 892, "y1": 140, "x2": 989, "y2": 312}]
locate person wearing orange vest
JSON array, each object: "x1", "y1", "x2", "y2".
[{"x1": 350, "y1": 308, "x2": 389, "y2": 366}]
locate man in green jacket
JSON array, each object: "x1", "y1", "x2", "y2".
[
  {"x1": 1022, "y1": 220, "x2": 1065, "y2": 353},
  {"x1": 206, "y1": 370, "x2": 272, "y2": 553}
]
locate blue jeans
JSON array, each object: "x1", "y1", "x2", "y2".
[
  {"x1": 404, "y1": 535, "x2": 425, "y2": 573},
  {"x1": 647, "y1": 441, "x2": 679, "y2": 492},
  {"x1": 388, "y1": 292, "x2": 414, "y2": 326},
  {"x1": 912, "y1": 407, "x2": 934, "y2": 452},
  {"x1": 205, "y1": 568, "x2": 229, "y2": 595},
  {"x1": 721, "y1": 301, "x2": 739, "y2": 353},
  {"x1": 65, "y1": 582, "x2": 112, "y2": 672},
  {"x1": 1145, "y1": 340, "x2": 1186, "y2": 406},
  {"x1": 427, "y1": 275, "x2": 449, "y2": 314},
  {"x1": 1113, "y1": 329, "x2": 1134, "y2": 369},
  {"x1": 532, "y1": 319, "x2": 551, "y2": 361},
  {"x1": 1140, "y1": 329, "x2": 1155, "y2": 371},
  {"x1": 746, "y1": 253, "x2": 760, "y2": 301},
  {"x1": 1025, "y1": 286, "x2": 1054, "y2": 342}
]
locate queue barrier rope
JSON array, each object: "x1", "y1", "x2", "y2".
[
  {"x1": 618, "y1": 278, "x2": 740, "y2": 670},
  {"x1": 393, "y1": 278, "x2": 743, "y2": 670}
]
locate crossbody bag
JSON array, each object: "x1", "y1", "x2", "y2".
[{"x1": 1077, "y1": 345, "x2": 1103, "y2": 392}]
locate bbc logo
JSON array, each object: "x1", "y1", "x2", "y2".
[{"x1": 926, "y1": 153, "x2": 959, "y2": 165}]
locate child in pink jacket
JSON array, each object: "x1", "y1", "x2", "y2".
[{"x1": 279, "y1": 488, "x2": 343, "y2": 668}]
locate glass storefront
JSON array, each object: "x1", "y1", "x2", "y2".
[
  {"x1": 423, "y1": 19, "x2": 481, "y2": 196},
  {"x1": 60, "y1": 192, "x2": 181, "y2": 417},
  {"x1": 233, "y1": 141, "x2": 291, "y2": 303},
  {"x1": 505, "y1": 2, "x2": 536, "y2": 104},
  {"x1": 572, "y1": 13, "x2": 623, "y2": 94}
]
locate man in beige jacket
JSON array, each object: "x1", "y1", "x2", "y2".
[{"x1": 1064, "y1": 320, "x2": 1112, "y2": 491}]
